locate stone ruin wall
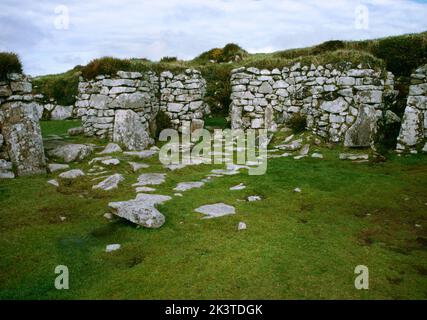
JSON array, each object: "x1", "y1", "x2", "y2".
[
  {"x1": 75, "y1": 69, "x2": 209, "y2": 142},
  {"x1": 396, "y1": 64, "x2": 427, "y2": 153},
  {"x1": 0, "y1": 73, "x2": 46, "y2": 178},
  {"x1": 160, "y1": 69, "x2": 210, "y2": 134},
  {"x1": 75, "y1": 70, "x2": 160, "y2": 140},
  {"x1": 230, "y1": 63, "x2": 397, "y2": 147}
]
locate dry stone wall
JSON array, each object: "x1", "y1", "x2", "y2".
[
  {"x1": 75, "y1": 69, "x2": 209, "y2": 148},
  {"x1": 230, "y1": 63, "x2": 396, "y2": 147},
  {"x1": 75, "y1": 70, "x2": 159, "y2": 143},
  {"x1": 396, "y1": 64, "x2": 427, "y2": 153},
  {"x1": 0, "y1": 73, "x2": 46, "y2": 178},
  {"x1": 160, "y1": 69, "x2": 209, "y2": 134}
]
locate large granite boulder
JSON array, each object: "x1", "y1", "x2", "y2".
[
  {"x1": 0, "y1": 101, "x2": 46, "y2": 176},
  {"x1": 113, "y1": 110, "x2": 151, "y2": 151}
]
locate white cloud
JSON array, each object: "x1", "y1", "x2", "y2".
[{"x1": 0, "y1": 0, "x2": 426, "y2": 75}]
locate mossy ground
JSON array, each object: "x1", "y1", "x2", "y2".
[{"x1": 0, "y1": 121, "x2": 426, "y2": 299}]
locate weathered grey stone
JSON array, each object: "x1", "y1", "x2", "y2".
[
  {"x1": 51, "y1": 105, "x2": 73, "y2": 120},
  {"x1": 1, "y1": 101, "x2": 46, "y2": 175},
  {"x1": 128, "y1": 161, "x2": 149, "y2": 172},
  {"x1": 124, "y1": 150, "x2": 157, "y2": 159},
  {"x1": 67, "y1": 127, "x2": 84, "y2": 136},
  {"x1": 48, "y1": 163, "x2": 70, "y2": 173},
  {"x1": 230, "y1": 183, "x2": 246, "y2": 191},
  {"x1": 93, "y1": 174, "x2": 124, "y2": 191},
  {"x1": 113, "y1": 110, "x2": 151, "y2": 151},
  {"x1": 195, "y1": 203, "x2": 236, "y2": 219},
  {"x1": 58, "y1": 169, "x2": 85, "y2": 179},
  {"x1": 98, "y1": 143, "x2": 122, "y2": 155},
  {"x1": 320, "y1": 97, "x2": 349, "y2": 114},
  {"x1": 173, "y1": 181, "x2": 204, "y2": 191},
  {"x1": 105, "y1": 244, "x2": 121, "y2": 252},
  {"x1": 133, "y1": 173, "x2": 166, "y2": 186},
  {"x1": 344, "y1": 105, "x2": 376, "y2": 147},
  {"x1": 108, "y1": 193, "x2": 171, "y2": 228},
  {"x1": 339, "y1": 153, "x2": 369, "y2": 160},
  {"x1": 48, "y1": 144, "x2": 93, "y2": 163}
]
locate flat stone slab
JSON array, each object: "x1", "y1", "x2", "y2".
[
  {"x1": 311, "y1": 153, "x2": 323, "y2": 159},
  {"x1": 134, "y1": 193, "x2": 172, "y2": 206},
  {"x1": 101, "y1": 158, "x2": 120, "y2": 166},
  {"x1": 93, "y1": 174, "x2": 124, "y2": 191},
  {"x1": 98, "y1": 143, "x2": 122, "y2": 155},
  {"x1": 133, "y1": 173, "x2": 166, "y2": 186},
  {"x1": 339, "y1": 153, "x2": 369, "y2": 160},
  {"x1": 173, "y1": 181, "x2": 205, "y2": 192},
  {"x1": 108, "y1": 194, "x2": 169, "y2": 228},
  {"x1": 58, "y1": 169, "x2": 85, "y2": 179},
  {"x1": 230, "y1": 183, "x2": 246, "y2": 191},
  {"x1": 128, "y1": 161, "x2": 149, "y2": 172},
  {"x1": 135, "y1": 186, "x2": 156, "y2": 193},
  {"x1": 48, "y1": 163, "x2": 70, "y2": 173},
  {"x1": 195, "y1": 203, "x2": 236, "y2": 219},
  {"x1": 124, "y1": 150, "x2": 157, "y2": 159}
]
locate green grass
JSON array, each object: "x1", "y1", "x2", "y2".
[
  {"x1": 40, "y1": 120, "x2": 82, "y2": 138},
  {"x1": 0, "y1": 121, "x2": 426, "y2": 299}
]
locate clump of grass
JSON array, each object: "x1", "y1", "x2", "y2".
[
  {"x1": 81, "y1": 57, "x2": 133, "y2": 79},
  {"x1": 194, "y1": 43, "x2": 248, "y2": 63},
  {"x1": 0, "y1": 52, "x2": 23, "y2": 80}
]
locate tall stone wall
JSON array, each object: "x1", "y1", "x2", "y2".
[
  {"x1": 230, "y1": 63, "x2": 396, "y2": 147},
  {"x1": 160, "y1": 69, "x2": 209, "y2": 134},
  {"x1": 0, "y1": 73, "x2": 46, "y2": 178},
  {"x1": 396, "y1": 64, "x2": 427, "y2": 153},
  {"x1": 75, "y1": 71, "x2": 159, "y2": 140},
  {"x1": 75, "y1": 69, "x2": 209, "y2": 145}
]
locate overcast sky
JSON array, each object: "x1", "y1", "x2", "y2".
[{"x1": 1, "y1": 0, "x2": 427, "y2": 76}]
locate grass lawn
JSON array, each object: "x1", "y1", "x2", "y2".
[{"x1": 0, "y1": 121, "x2": 426, "y2": 299}]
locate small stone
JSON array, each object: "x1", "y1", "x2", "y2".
[
  {"x1": 294, "y1": 188, "x2": 302, "y2": 193},
  {"x1": 195, "y1": 203, "x2": 236, "y2": 219},
  {"x1": 247, "y1": 195, "x2": 261, "y2": 202},
  {"x1": 238, "y1": 222, "x2": 247, "y2": 231},
  {"x1": 103, "y1": 213, "x2": 113, "y2": 220},
  {"x1": 98, "y1": 143, "x2": 122, "y2": 155},
  {"x1": 105, "y1": 244, "x2": 121, "y2": 252},
  {"x1": 47, "y1": 179, "x2": 59, "y2": 187},
  {"x1": 311, "y1": 153, "x2": 323, "y2": 159},
  {"x1": 230, "y1": 183, "x2": 246, "y2": 191},
  {"x1": 128, "y1": 161, "x2": 149, "y2": 172},
  {"x1": 59, "y1": 216, "x2": 67, "y2": 221},
  {"x1": 174, "y1": 193, "x2": 183, "y2": 197},
  {"x1": 67, "y1": 127, "x2": 84, "y2": 136},
  {"x1": 58, "y1": 169, "x2": 85, "y2": 179},
  {"x1": 339, "y1": 153, "x2": 369, "y2": 161},
  {"x1": 101, "y1": 158, "x2": 120, "y2": 166},
  {"x1": 48, "y1": 163, "x2": 70, "y2": 173}
]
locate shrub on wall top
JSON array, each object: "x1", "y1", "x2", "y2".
[
  {"x1": 0, "y1": 52, "x2": 23, "y2": 80},
  {"x1": 81, "y1": 56, "x2": 133, "y2": 79}
]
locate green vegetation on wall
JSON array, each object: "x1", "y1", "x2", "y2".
[{"x1": 0, "y1": 52, "x2": 23, "y2": 80}]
